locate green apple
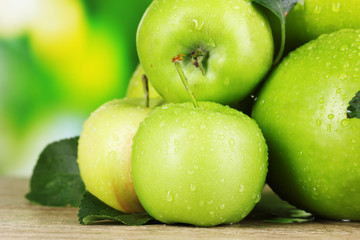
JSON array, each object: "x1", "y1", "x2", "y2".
[
  {"x1": 131, "y1": 101, "x2": 268, "y2": 226},
  {"x1": 285, "y1": 0, "x2": 360, "y2": 51},
  {"x1": 126, "y1": 64, "x2": 162, "y2": 99},
  {"x1": 77, "y1": 97, "x2": 161, "y2": 213},
  {"x1": 137, "y1": 0, "x2": 274, "y2": 105},
  {"x1": 252, "y1": 29, "x2": 360, "y2": 221}
]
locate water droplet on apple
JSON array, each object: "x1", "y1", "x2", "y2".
[
  {"x1": 313, "y1": 5, "x2": 322, "y2": 14},
  {"x1": 112, "y1": 134, "x2": 119, "y2": 141},
  {"x1": 331, "y1": 2, "x2": 341, "y2": 12},
  {"x1": 160, "y1": 121, "x2": 165, "y2": 128},
  {"x1": 328, "y1": 114, "x2": 335, "y2": 119},
  {"x1": 341, "y1": 119, "x2": 350, "y2": 127},
  {"x1": 327, "y1": 124, "x2": 332, "y2": 132},
  {"x1": 108, "y1": 151, "x2": 117, "y2": 160},
  {"x1": 229, "y1": 138, "x2": 235, "y2": 152},
  {"x1": 254, "y1": 194, "x2": 261, "y2": 203},
  {"x1": 239, "y1": 184, "x2": 245, "y2": 193},
  {"x1": 207, "y1": 200, "x2": 214, "y2": 205},
  {"x1": 190, "y1": 184, "x2": 197, "y2": 192},
  {"x1": 220, "y1": 178, "x2": 225, "y2": 183},
  {"x1": 166, "y1": 190, "x2": 173, "y2": 202},
  {"x1": 192, "y1": 19, "x2": 204, "y2": 31},
  {"x1": 188, "y1": 169, "x2": 194, "y2": 175},
  {"x1": 319, "y1": 97, "x2": 325, "y2": 103},
  {"x1": 316, "y1": 119, "x2": 322, "y2": 126},
  {"x1": 220, "y1": 204, "x2": 225, "y2": 209},
  {"x1": 340, "y1": 45, "x2": 348, "y2": 51},
  {"x1": 338, "y1": 73, "x2": 347, "y2": 80}
]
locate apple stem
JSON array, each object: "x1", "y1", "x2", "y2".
[
  {"x1": 141, "y1": 74, "x2": 150, "y2": 108},
  {"x1": 171, "y1": 54, "x2": 199, "y2": 108},
  {"x1": 191, "y1": 48, "x2": 207, "y2": 76}
]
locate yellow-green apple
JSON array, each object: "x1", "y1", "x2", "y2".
[{"x1": 77, "y1": 97, "x2": 161, "y2": 213}]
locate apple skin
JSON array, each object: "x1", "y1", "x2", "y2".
[
  {"x1": 131, "y1": 101, "x2": 268, "y2": 226},
  {"x1": 77, "y1": 97, "x2": 162, "y2": 213},
  {"x1": 126, "y1": 64, "x2": 162, "y2": 99},
  {"x1": 252, "y1": 29, "x2": 360, "y2": 221},
  {"x1": 285, "y1": 0, "x2": 360, "y2": 51},
  {"x1": 137, "y1": 0, "x2": 274, "y2": 105}
]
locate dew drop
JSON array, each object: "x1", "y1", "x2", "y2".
[
  {"x1": 192, "y1": 19, "x2": 204, "y2": 31},
  {"x1": 316, "y1": 119, "x2": 322, "y2": 126},
  {"x1": 254, "y1": 194, "x2": 261, "y2": 203},
  {"x1": 229, "y1": 138, "x2": 235, "y2": 152},
  {"x1": 327, "y1": 124, "x2": 332, "y2": 132},
  {"x1": 239, "y1": 184, "x2": 245, "y2": 193},
  {"x1": 341, "y1": 119, "x2": 350, "y2": 127},
  {"x1": 319, "y1": 97, "x2": 325, "y2": 104},
  {"x1": 332, "y1": 2, "x2": 341, "y2": 12},
  {"x1": 190, "y1": 184, "x2": 197, "y2": 192},
  {"x1": 314, "y1": 5, "x2": 322, "y2": 14},
  {"x1": 112, "y1": 134, "x2": 119, "y2": 141},
  {"x1": 166, "y1": 191, "x2": 173, "y2": 202},
  {"x1": 340, "y1": 45, "x2": 348, "y2": 51},
  {"x1": 328, "y1": 114, "x2": 334, "y2": 119},
  {"x1": 108, "y1": 151, "x2": 117, "y2": 160},
  {"x1": 338, "y1": 73, "x2": 347, "y2": 80}
]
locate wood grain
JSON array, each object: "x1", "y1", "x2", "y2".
[{"x1": 0, "y1": 177, "x2": 359, "y2": 240}]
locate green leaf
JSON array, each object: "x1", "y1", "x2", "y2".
[
  {"x1": 264, "y1": 217, "x2": 314, "y2": 223},
  {"x1": 247, "y1": 185, "x2": 314, "y2": 224},
  {"x1": 252, "y1": 0, "x2": 299, "y2": 64},
  {"x1": 78, "y1": 191, "x2": 154, "y2": 225},
  {"x1": 347, "y1": 91, "x2": 360, "y2": 119},
  {"x1": 26, "y1": 137, "x2": 85, "y2": 207}
]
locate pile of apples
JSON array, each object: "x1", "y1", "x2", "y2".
[{"x1": 77, "y1": 0, "x2": 360, "y2": 227}]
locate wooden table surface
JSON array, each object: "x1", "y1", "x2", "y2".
[{"x1": 1, "y1": 177, "x2": 359, "y2": 239}]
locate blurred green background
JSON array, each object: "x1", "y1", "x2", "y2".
[{"x1": 0, "y1": 0, "x2": 152, "y2": 176}]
